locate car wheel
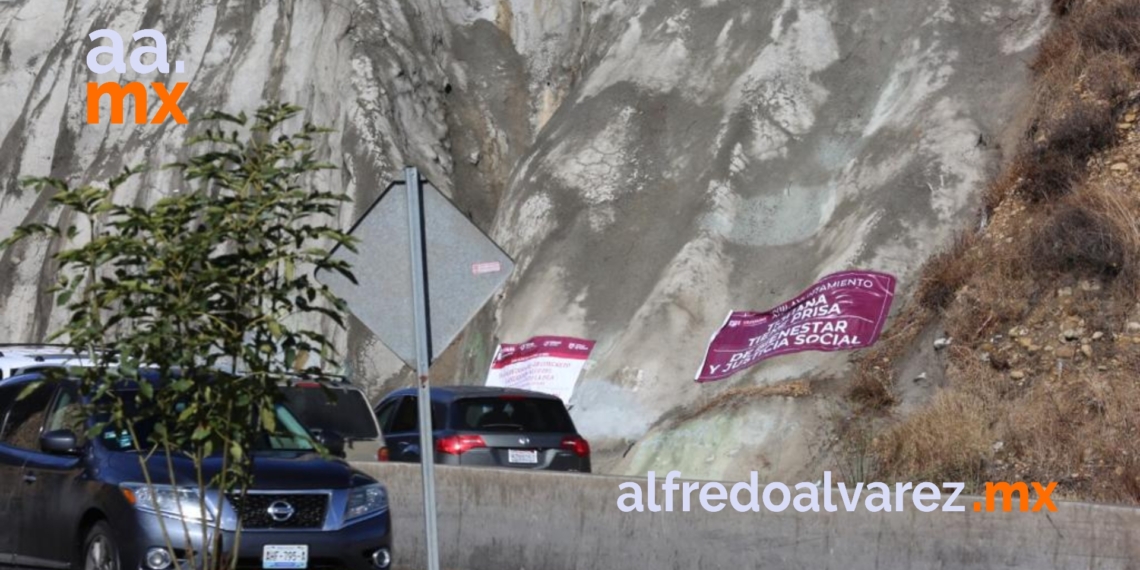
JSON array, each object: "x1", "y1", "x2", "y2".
[{"x1": 82, "y1": 521, "x2": 121, "y2": 570}]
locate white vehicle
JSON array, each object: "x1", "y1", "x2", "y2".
[{"x1": 0, "y1": 345, "x2": 98, "y2": 380}]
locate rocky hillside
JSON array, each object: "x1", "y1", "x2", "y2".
[
  {"x1": 0, "y1": 0, "x2": 1050, "y2": 479},
  {"x1": 847, "y1": 0, "x2": 1140, "y2": 503}
]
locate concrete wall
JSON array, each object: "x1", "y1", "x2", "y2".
[{"x1": 353, "y1": 463, "x2": 1140, "y2": 570}]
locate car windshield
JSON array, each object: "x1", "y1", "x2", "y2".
[
  {"x1": 97, "y1": 391, "x2": 316, "y2": 453},
  {"x1": 454, "y1": 397, "x2": 575, "y2": 433},
  {"x1": 280, "y1": 385, "x2": 379, "y2": 440}
]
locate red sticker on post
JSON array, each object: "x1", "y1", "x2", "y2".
[{"x1": 472, "y1": 261, "x2": 502, "y2": 275}]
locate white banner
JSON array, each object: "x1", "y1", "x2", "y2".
[{"x1": 485, "y1": 336, "x2": 595, "y2": 404}]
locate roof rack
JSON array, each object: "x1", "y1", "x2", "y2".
[
  {"x1": 0, "y1": 344, "x2": 115, "y2": 360},
  {"x1": 0, "y1": 343, "x2": 104, "y2": 350},
  {"x1": 0, "y1": 344, "x2": 71, "y2": 358},
  {"x1": 278, "y1": 371, "x2": 352, "y2": 385},
  {"x1": 0, "y1": 343, "x2": 74, "y2": 347}
]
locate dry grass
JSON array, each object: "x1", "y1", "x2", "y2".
[
  {"x1": 914, "y1": 232, "x2": 980, "y2": 312},
  {"x1": 874, "y1": 387, "x2": 994, "y2": 487},
  {"x1": 843, "y1": 0, "x2": 1140, "y2": 504},
  {"x1": 833, "y1": 419, "x2": 882, "y2": 483},
  {"x1": 847, "y1": 371, "x2": 896, "y2": 411},
  {"x1": 1020, "y1": 0, "x2": 1138, "y2": 202},
  {"x1": 1076, "y1": 2, "x2": 1140, "y2": 55},
  {"x1": 1083, "y1": 53, "x2": 1134, "y2": 103},
  {"x1": 1019, "y1": 148, "x2": 1083, "y2": 202},
  {"x1": 1046, "y1": 101, "x2": 1117, "y2": 160},
  {"x1": 1035, "y1": 0, "x2": 1140, "y2": 75},
  {"x1": 941, "y1": 261, "x2": 1036, "y2": 346},
  {"x1": 982, "y1": 157, "x2": 1028, "y2": 213},
  {"x1": 1051, "y1": 0, "x2": 1081, "y2": 16},
  {"x1": 1030, "y1": 191, "x2": 1138, "y2": 277},
  {"x1": 673, "y1": 380, "x2": 812, "y2": 424},
  {"x1": 846, "y1": 306, "x2": 930, "y2": 411},
  {"x1": 1020, "y1": 101, "x2": 1119, "y2": 202},
  {"x1": 874, "y1": 353, "x2": 1140, "y2": 501},
  {"x1": 869, "y1": 182, "x2": 1140, "y2": 502}
]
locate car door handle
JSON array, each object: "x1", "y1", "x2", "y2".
[{"x1": 22, "y1": 473, "x2": 36, "y2": 484}]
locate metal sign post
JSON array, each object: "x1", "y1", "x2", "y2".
[
  {"x1": 317, "y1": 166, "x2": 514, "y2": 570},
  {"x1": 405, "y1": 167, "x2": 441, "y2": 570}
]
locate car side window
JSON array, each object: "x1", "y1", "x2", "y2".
[
  {"x1": 45, "y1": 386, "x2": 86, "y2": 443},
  {"x1": 432, "y1": 403, "x2": 445, "y2": 429},
  {"x1": 387, "y1": 397, "x2": 446, "y2": 433},
  {"x1": 0, "y1": 383, "x2": 55, "y2": 450},
  {"x1": 0, "y1": 385, "x2": 18, "y2": 438},
  {"x1": 0, "y1": 384, "x2": 18, "y2": 416},
  {"x1": 389, "y1": 398, "x2": 417, "y2": 433},
  {"x1": 375, "y1": 400, "x2": 398, "y2": 433}
]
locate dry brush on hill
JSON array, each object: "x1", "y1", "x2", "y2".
[{"x1": 846, "y1": 0, "x2": 1140, "y2": 503}]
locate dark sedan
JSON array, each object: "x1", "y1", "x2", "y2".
[
  {"x1": 0, "y1": 373, "x2": 392, "y2": 570},
  {"x1": 374, "y1": 386, "x2": 591, "y2": 473}
]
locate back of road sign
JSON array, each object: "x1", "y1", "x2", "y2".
[{"x1": 319, "y1": 179, "x2": 514, "y2": 367}]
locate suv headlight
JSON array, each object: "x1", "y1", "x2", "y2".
[
  {"x1": 345, "y1": 483, "x2": 388, "y2": 520},
  {"x1": 122, "y1": 483, "x2": 214, "y2": 522}
]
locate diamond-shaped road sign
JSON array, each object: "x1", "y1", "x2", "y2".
[
  {"x1": 318, "y1": 175, "x2": 514, "y2": 367},
  {"x1": 321, "y1": 168, "x2": 505, "y2": 570}
]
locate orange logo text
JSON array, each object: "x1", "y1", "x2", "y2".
[{"x1": 85, "y1": 29, "x2": 188, "y2": 125}]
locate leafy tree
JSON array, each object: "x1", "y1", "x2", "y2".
[{"x1": 0, "y1": 103, "x2": 357, "y2": 569}]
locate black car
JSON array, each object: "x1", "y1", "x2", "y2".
[
  {"x1": 374, "y1": 386, "x2": 590, "y2": 473},
  {"x1": 0, "y1": 373, "x2": 392, "y2": 570}
]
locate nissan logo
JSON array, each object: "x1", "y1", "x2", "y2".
[{"x1": 267, "y1": 500, "x2": 296, "y2": 522}]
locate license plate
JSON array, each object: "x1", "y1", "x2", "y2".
[
  {"x1": 508, "y1": 449, "x2": 538, "y2": 464},
  {"x1": 263, "y1": 545, "x2": 308, "y2": 569}
]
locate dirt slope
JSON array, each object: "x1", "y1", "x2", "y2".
[{"x1": 845, "y1": 0, "x2": 1140, "y2": 503}]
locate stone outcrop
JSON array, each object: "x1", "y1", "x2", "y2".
[{"x1": 0, "y1": 0, "x2": 1049, "y2": 478}]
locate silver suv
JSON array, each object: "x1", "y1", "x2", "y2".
[{"x1": 280, "y1": 378, "x2": 390, "y2": 463}]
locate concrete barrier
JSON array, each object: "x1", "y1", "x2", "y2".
[{"x1": 353, "y1": 463, "x2": 1140, "y2": 570}]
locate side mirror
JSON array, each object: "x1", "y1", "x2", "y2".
[
  {"x1": 315, "y1": 430, "x2": 346, "y2": 458},
  {"x1": 41, "y1": 429, "x2": 81, "y2": 456},
  {"x1": 393, "y1": 441, "x2": 420, "y2": 460}
]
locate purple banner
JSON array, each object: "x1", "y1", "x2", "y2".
[{"x1": 695, "y1": 270, "x2": 897, "y2": 382}]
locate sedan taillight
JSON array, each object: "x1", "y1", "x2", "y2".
[
  {"x1": 378, "y1": 447, "x2": 390, "y2": 462},
  {"x1": 561, "y1": 435, "x2": 590, "y2": 457},
  {"x1": 436, "y1": 435, "x2": 486, "y2": 455}
]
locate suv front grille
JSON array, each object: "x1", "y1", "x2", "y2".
[{"x1": 229, "y1": 493, "x2": 328, "y2": 529}]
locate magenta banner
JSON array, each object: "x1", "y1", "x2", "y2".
[{"x1": 695, "y1": 270, "x2": 897, "y2": 382}]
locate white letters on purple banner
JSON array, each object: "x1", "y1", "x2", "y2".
[{"x1": 696, "y1": 270, "x2": 897, "y2": 382}]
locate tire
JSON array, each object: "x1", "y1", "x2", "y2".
[{"x1": 81, "y1": 521, "x2": 121, "y2": 570}]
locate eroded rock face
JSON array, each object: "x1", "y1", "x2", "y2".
[{"x1": 0, "y1": 0, "x2": 1047, "y2": 478}]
